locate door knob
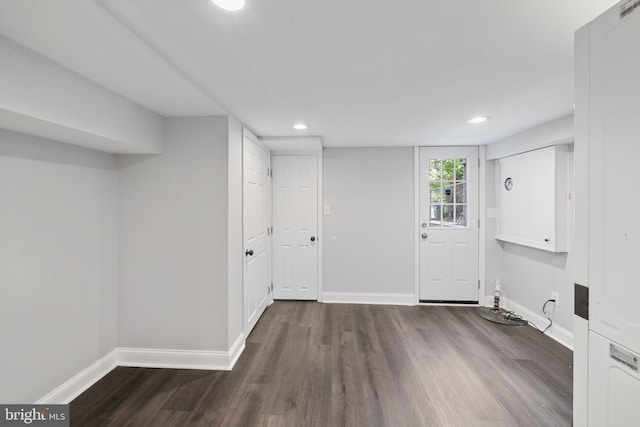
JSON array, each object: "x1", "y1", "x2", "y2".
[
  {"x1": 421, "y1": 233, "x2": 428, "y2": 239},
  {"x1": 310, "y1": 236, "x2": 316, "y2": 242},
  {"x1": 245, "y1": 249, "x2": 254, "y2": 256}
]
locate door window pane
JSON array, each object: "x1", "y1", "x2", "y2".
[
  {"x1": 442, "y1": 159, "x2": 456, "y2": 181},
  {"x1": 429, "y1": 182, "x2": 443, "y2": 203},
  {"x1": 455, "y1": 205, "x2": 467, "y2": 226},
  {"x1": 455, "y1": 182, "x2": 467, "y2": 203},
  {"x1": 430, "y1": 205, "x2": 442, "y2": 226},
  {"x1": 442, "y1": 182, "x2": 454, "y2": 203},
  {"x1": 455, "y1": 158, "x2": 467, "y2": 181},
  {"x1": 442, "y1": 205, "x2": 455, "y2": 226},
  {"x1": 429, "y1": 159, "x2": 442, "y2": 180}
]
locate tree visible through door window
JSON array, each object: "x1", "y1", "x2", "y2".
[{"x1": 428, "y1": 158, "x2": 468, "y2": 228}]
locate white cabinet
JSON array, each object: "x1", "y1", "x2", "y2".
[{"x1": 495, "y1": 145, "x2": 568, "y2": 252}]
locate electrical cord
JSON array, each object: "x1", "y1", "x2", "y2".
[
  {"x1": 503, "y1": 310, "x2": 523, "y2": 321},
  {"x1": 527, "y1": 299, "x2": 555, "y2": 333}
]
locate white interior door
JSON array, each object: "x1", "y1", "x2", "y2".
[
  {"x1": 419, "y1": 146, "x2": 479, "y2": 302},
  {"x1": 272, "y1": 155, "x2": 318, "y2": 300},
  {"x1": 587, "y1": 6, "x2": 640, "y2": 356},
  {"x1": 243, "y1": 131, "x2": 271, "y2": 335}
]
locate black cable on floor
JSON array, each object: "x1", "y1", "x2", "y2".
[{"x1": 527, "y1": 299, "x2": 555, "y2": 333}]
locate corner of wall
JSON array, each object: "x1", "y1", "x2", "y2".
[
  {"x1": 481, "y1": 118, "x2": 576, "y2": 335},
  {"x1": 227, "y1": 116, "x2": 244, "y2": 349}
]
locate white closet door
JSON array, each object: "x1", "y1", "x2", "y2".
[
  {"x1": 243, "y1": 131, "x2": 270, "y2": 335},
  {"x1": 272, "y1": 155, "x2": 318, "y2": 300},
  {"x1": 588, "y1": 7, "x2": 640, "y2": 354}
]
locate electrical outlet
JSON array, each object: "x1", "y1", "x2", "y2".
[{"x1": 551, "y1": 291, "x2": 559, "y2": 307}]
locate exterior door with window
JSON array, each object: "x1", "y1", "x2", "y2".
[{"x1": 419, "y1": 146, "x2": 479, "y2": 303}]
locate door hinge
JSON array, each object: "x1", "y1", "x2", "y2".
[
  {"x1": 270, "y1": 226, "x2": 273, "y2": 234},
  {"x1": 478, "y1": 280, "x2": 481, "y2": 289},
  {"x1": 270, "y1": 168, "x2": 273, "y2": 178},
  {"x1": 267, "y1": 227, "x2": 270, "y2": 235},
  {"x1": 478, "y1": 158, "x2": 481, "y2": 167},
  {"x1": 478, "y1": 219, "x2": 480, "y2": 229},
  {"x1": 270, "y1": 283, "x2": 274, "y2": 292}
]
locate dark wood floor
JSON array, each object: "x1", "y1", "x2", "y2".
[{"x1": 71, "y1": 302, "x2": 573, "y2": 426}]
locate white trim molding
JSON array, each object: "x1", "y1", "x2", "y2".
[
  {"x1": 118, "y1": 334, "x2": 246, "y2": 371},
  {"x1": 36, "y1": 335, "x2": 246, "y2": 404},
  {"x1": 227, "y1": 333, "x2": 246, "y2": 370},
  {"x1": 323, "y1": 292, "x2": 416, "y2": 306},
  {"x1": 317, "y1": 152, "x2": 324, "y2": 303},
  {"x1": 483, "y1": 295, "x2": 573, "y2": 350},
  {"x1": 413, "y1": 146, "x2": 420, "y2": 304},
  {"x1": 37, "y1": 349, "x2": 118, "y2": 404},
  {"x1": 478, "y1": 145, "x2": 487, "y2": 302}
]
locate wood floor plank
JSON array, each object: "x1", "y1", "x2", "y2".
[{"x1": 70, "y1": 302, "x2": 572, "y2": 426}]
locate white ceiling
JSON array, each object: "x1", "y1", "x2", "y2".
[{"x1": 0, "y1": 0, "x2": 618, "y2": 147}]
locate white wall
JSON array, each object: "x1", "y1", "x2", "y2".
[
  {"x1": 0, "y1": 130, "x2": 118, "y2": 403},
  {"x1": 117, "y1": 117, "x2": 230, "y2": 351},
  {"x1": 0, "y1": 37, "x2": 164, "y2": 154},
  {"x1": 486, "y1": 114, "x2": 573, "y2": 160},
  {"x1": 485, "y1": 118, "x2": 575, "y2": 336},
  {"x1": 323, "y1": 148, "x2": 414, "y2": 299},
  {"x1": 483, "y1": 159, "x2": 503, "y2": 297}
]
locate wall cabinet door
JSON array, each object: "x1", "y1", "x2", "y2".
[{"x1": 495, "y1": 145, "x2": 568, "y2": 252}]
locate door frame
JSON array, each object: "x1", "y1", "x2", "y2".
[
  {"x1": 242, "y1": 128, "x2": 272, "y2": 337},
  {"x1": 413, "y1": 146, "x2": 486, "y2": 305}
]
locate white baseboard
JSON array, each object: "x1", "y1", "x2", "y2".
[
  {"x1": 482, "y1": 295, "x2": 574, "y2": 350},
  {"x1": 118, "y1": 335, "x2": 246, "y2": 371},
  {"x1": 227, "y1": 332, "x2": 246, "y2": 370},
  {"x1": 322, "y1": 292, "x2": 416, "y2": 306},
  {"x1": 36, "y1": 349, "x2": 118, "y2": 404},
  {"x1": 117, "y1": 348, "x2": 229, "y2": 370},
  {"x1": 36, "y1": 335, "x2": 246, "y2": 404}
]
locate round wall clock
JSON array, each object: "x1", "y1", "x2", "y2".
[{"x1": 504, "y1": 177, "x2": 514, "y2": 191}]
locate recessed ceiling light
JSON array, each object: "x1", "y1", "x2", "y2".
[
  {"x1": 466, "y1": 116, "x2": 489, "y2": 124},
  {"x1": 293, "y1": 123, "x2": 308, "y2": 130},
  {"x1": 212, "y1": 0, "x2": 245, "y2": 11}
]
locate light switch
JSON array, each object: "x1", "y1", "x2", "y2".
[{"x1": 324, "y1": 205, "x2": 331, "y2": 215}]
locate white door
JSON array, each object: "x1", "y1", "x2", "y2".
[
  {"x1": 243, "y1": 131, "x2": 271, "y2": 335},
  {"x1": 419, "y1": 146, "x2": 479, "y2": 302},
  {"x1": 272, "y1": 155, "x2": 318, "y2": 300},
  {"x1": 587, "y1": 5, "x2": 640, "y2": 356}
]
